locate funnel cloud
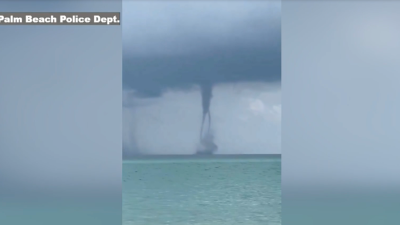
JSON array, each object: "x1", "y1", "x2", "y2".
[{"x1": 198, "y1": 81, "x2": 217, "y2": 154}]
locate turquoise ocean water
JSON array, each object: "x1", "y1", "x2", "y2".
[{"x1": 123, "y1": 155, "x2": 281, "y2": 225}]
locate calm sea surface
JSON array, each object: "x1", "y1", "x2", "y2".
[{"x1": 123, "y1": 155, "x2": 281, "y2": 225}]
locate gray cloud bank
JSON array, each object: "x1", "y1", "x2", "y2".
[{"x1": 123, "y1": 1, "x2": 281, "y2": 97}]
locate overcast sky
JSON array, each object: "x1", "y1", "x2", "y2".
[{"x1": 122, "y1": 1, "x2": 281, "y2": 155}]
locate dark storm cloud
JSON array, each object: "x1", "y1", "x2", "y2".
[{"x1": 123, "y1": 1, "x2": 281, "y2": 97}]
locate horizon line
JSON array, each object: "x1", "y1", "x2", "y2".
[{"x1": 123, "y1": 153, "x2": 281, "y2": 160}]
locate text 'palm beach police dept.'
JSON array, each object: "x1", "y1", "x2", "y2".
[{"x1": 0, "y1": 14, "x2": 119, "y2": 25}]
